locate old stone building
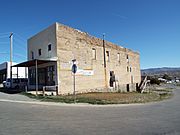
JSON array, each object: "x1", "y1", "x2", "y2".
[{"x1": 17, "y1": 22, "x2": 141, "y2": 95}]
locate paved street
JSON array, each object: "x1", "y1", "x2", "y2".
[{"x1": 0, "y1": 87, "x2": 180, "y2": 135}]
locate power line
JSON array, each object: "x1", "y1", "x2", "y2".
[
  {"x1": 14, "y1": 33, "x2": 27, "y2": 42},
  {"x1": 14, "y1": 53, "x2": 27, "y2": 58},
  {"x1": 14, "y1": 40, "x2": 27, "y2": 51},
  {"x1": 0, "y1": 42, "x2": 9, "y2": 44},
  {"x1": 0, "y1": 52, "x2": 9, "y2": 55},
  {"x1": 0, "y1": 35, "x2": 9, "y2": 39},
  {"x1": 0, "y1": 32, "x2": 11, "y2": 35},
  {"x1": 14, "y1": 37, "x2": 27, "y2": 46}
]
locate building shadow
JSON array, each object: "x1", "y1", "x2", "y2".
[{"x1": 0, "y1": 87, "x2": 23, "y2": 94}]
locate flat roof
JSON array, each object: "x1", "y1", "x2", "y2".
[{"x1": 12, "y1": 59, "x2": 56, "y2": 67}]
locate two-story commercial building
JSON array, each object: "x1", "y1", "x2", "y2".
[{"x1": 13, "y1": 22, "x2": 141, "y2": 95}]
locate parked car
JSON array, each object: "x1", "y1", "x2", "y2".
[
  {"x1": 4, "y1": 78, "x2": 28, "y2": 89},
  {"x1": 2, "y1": 81, "x2": 6, "y2": 87}
]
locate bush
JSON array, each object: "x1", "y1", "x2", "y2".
[
  {"x1": 150, "y1": 78, "x2": 161, "y2": 85},
  {"x1": 162, "y1": 74, "x2": 172, "y2": 81}
]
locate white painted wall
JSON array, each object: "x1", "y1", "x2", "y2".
[{"x1": 27, "y1": 23, "x2": 57, "y2": 61}]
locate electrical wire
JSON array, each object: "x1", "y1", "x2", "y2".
[
  {"x1": 14, "y1": 33, "x2": 27, "y2": 42},
  {"x1": 14, "y1": 53, "x2": 27, "y2": 58},
  {"x1": 0, "y1": 32, "x2": 11, "y2": 36},
  {"x1": 0, "y1": 42, "x2": 9, "y2": 44},
  {"x1": 0, "y1": 35, "x2": 9, "y2": 39}
]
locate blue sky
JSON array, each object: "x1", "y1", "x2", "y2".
[{"x1": 0, "y1": 0, "x2": 179, "y2": 69}]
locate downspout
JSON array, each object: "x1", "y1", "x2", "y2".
[{"x1": 103, "y1": 34, "x2": 108, "y2": 90}]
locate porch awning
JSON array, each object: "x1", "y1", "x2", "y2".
[{"x1": 12, "y1": 59, "x2": 57, "y2": 67}]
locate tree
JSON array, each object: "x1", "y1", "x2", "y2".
[{"x1": 162, "y1": 74, "x2": 171, "y2": 81}]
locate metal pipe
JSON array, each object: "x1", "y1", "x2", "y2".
[{"x1": 103, "y1": 34, "x2": 108, "y2": 89}]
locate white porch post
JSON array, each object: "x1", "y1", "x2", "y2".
[{"x1": 35, "y1": 60, "x2": 38, "y2": 95}]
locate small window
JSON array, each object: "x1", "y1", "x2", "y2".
[
  {"x1": 31, "y1": 51, "x2": 34, "y2": 59},
  {"x1": 38, "y1": 49, "x2": 41, "y2": 56},
  {"x1": 130, "y1": 67, "x2": 132, "y2": 72},
  {"x1": 106, "y1": 51, "x2": 110, "y2": 62},
  {"x1": 92, "y1": 48, "x2": 96, "y2": 60},
  {"x1": 117, "y1": 53, "x2": 120, "y2": 62},
  {"x1": 48, "y1": 44, "x2": 51, "y2": 51},
  {"x1": 131, "y1": 76, "x2": 134, "y2": 84},
  {"x1": 127, "y1": 54, "x2": 129, "y2": 63},
  {"x1": 127, "y1": 66, "x2": 129, "y2": 72}
]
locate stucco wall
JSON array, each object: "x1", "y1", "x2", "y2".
[{"x1": 27, "y1": 24, "x2": 57, "y2": 61}]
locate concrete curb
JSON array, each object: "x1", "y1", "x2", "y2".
[{"x1": 0, "y1": 98, "x2": 145, "y2": 107}]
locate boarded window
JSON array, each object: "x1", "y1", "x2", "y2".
[
  {"x1": 92, "y1": 48, "x2": 96, "y2": 60},
  {"x1": 106, "y1": 51, "x2": 110, "y2": 62},
  {"x1": 117, "y1": 53, "x2": 120, "y2": 62}
]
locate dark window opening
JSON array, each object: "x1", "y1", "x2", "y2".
[
  {"x1": 127, "y1": 66, "x2": 129, "y2": 72},
  {"x1": 106, "y1": 51, "x2": 110, "y2": 62},
  {"x1": 48, "y1": 44, "x2": 51, "y2": 51},
  {"x1": 47, "y1": 66, "x2": 55, "y2": 86},
  {"x1": 109, "y1": 71, "x2": 115, "y2": 87},
  {"x1": 29, "y1": 68, "x2": 35, "y2": 85},
  {"x1": 136, "y1": 83, "x2": 139, "y2": 91},
  {"x1": 38, "y1": 49, "x2": 41, "y2": 56},
  {"x1": 31, "y1": 51, "x2": 34, "y2": 59},
  {"x1": 127, "y1": 54, "x2": 129, "y2": 63},
  {"x1": 29, "y1": 66, "x2": 55, "y2": 86},
  {"x1": 127, "y1": 84, "x2": 130, "y2": 92}
]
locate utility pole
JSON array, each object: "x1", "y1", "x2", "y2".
[
  {"x1": 103, "y1": 34, "x2": 108, "y2": 89},
  {"x1": 9, "y1": 32, "x2": 13, "y2": 67},
  {"x1": 9, "y1": 32, "x2": 13, "y2": 88}
]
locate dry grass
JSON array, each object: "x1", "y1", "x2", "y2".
[
  {"x1": 22, "y1": 90, "x2": 173, "y2": 104},
  {"x1": 76, "y1": 92, "x2": 162, "y2": 104}
]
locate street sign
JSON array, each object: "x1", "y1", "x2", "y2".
[{"x1": 72, "y1": 64, "x2": 77, "y2": 74}]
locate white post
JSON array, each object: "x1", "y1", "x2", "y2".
[
  {"x1": 35, "y1": 60, "x2": 38, "y2": 95},
  {"x1": 9, "y1": 32, "x2": 13, "y2": 88}
]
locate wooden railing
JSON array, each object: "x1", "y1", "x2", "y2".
[
  {"x1": 139, "y1": 76, "x2": 150, "y2": 93},
  {"x1": 42, "y1": 85, "x2": 58, "y2": 96}
]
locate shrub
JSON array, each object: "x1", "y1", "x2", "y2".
[{"x1": 150, "y1": 78, "x2": 161, "y2": 85}]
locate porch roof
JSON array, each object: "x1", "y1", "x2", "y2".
[{"x1": 12, "y1": 59, "x2": 57, "y2": 67}]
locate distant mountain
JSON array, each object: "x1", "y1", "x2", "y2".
[{"x1": 141, "y1": 67, "x2": 180, "y2": 78}]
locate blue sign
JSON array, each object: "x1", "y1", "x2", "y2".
[{"x1": 72, "y1": 64, "x2": 77, "y2": 74}]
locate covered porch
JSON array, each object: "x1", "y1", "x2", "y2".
[{"x1": 12, "y1": 59, "x2": 58, "y2": 95}]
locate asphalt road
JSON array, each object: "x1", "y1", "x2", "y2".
[{"x1": 0, "y1": 86, "x2": 180, "y2": 135}]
